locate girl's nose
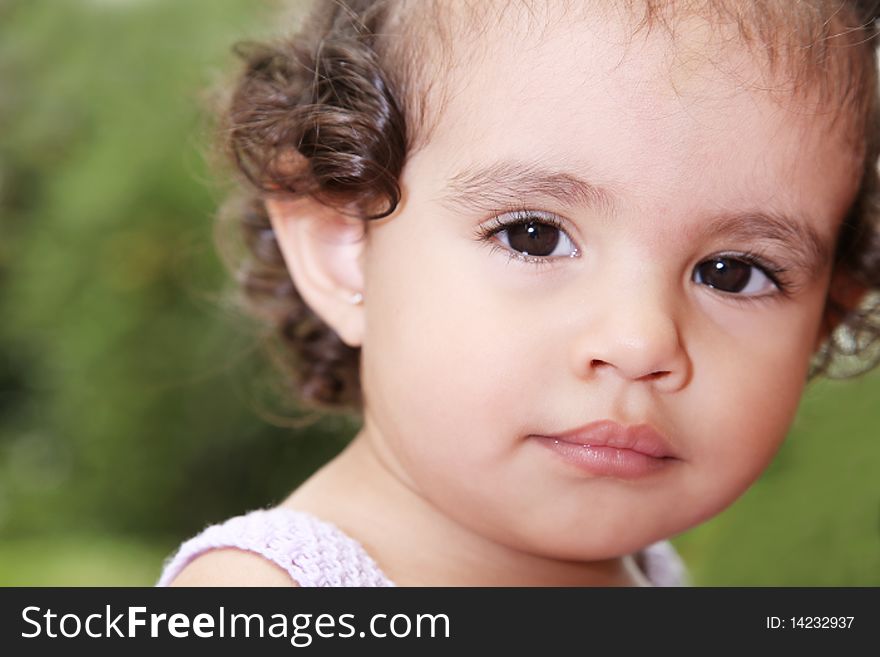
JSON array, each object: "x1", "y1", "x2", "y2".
[{"x1": 570, "y1": 283, "x2": 691, "y2": 392}]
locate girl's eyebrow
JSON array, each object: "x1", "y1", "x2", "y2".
[
  {"x1": 440, "y1": 160, "x2": 833, "y2": 281},
  {"x1": 438, "y1": 161, "x2": 616, "y2": 214}
]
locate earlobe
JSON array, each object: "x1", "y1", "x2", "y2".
[{"x1": 264, "y1": 195, "x2": 367, "y2": 348}]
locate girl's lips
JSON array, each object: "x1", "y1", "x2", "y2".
[
  {"x1": 532, "y1": 420, "x2": 680, "y2": 478},
  {"x1": 546, "y1": 420, "x2": 677, "y2": 458}
]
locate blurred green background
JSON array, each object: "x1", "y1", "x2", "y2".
[{"x1": 0, "y1": 0, "x2": 878, "y2": 586}]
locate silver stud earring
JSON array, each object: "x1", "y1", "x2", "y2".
[{"x1": 347, "y1": 291, "x2": 364, "y2": 305}]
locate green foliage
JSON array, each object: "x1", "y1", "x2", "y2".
[
  {"x1": 0, "y1": 0, "x2": 350, "y2": 545},
  {"x1": 0, "y1": 534, "x2": 169, "y2": 586}
]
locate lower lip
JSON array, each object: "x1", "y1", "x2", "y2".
[{"x1": 533, "y1": 436, "x2": 677, "y2": 478}]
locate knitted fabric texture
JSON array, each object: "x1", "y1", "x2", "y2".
[
  {"x1": 157, "y1": 507, "x2": 393, "y2": 587},
  {"x1": 156, "y1": 507, "x2": 688, "y2": 587}
]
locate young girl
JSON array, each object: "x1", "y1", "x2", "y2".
[{"x1": 158, "y1": 0, "x2": 880, "y2": 586}]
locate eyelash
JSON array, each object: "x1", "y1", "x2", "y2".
[
  {"x1": 707, "y1": 250, "x2": 794, "y2": 304},
  {"x1": 474, "y1": 210, "x2": 796, "y2": 302},
  {"x1": 474, "y1": 210, "x2": 576, "y2": 272}
]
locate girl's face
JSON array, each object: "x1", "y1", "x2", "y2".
[{"x1": 357, "y1": 9, "x2": 862, "y2": 558}]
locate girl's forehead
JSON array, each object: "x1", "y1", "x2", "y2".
[
  {"x1": 436, "y1": 2, "x2": 850, "y2": 102},
  {"x1": 411, "y1": 1, "x2": 870, "y2": 150},
  {"x1": 427, "y1": 8, "x2": 859, "y2": 167}
]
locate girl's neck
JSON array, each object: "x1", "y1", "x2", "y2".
[{"x1": 283, "y1": 428, "x2": 649, "y2": 587}]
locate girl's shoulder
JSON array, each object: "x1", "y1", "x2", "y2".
[
  {"x1": 156, "y1": 506, "x2": 396, "y2": 587},
  {"x1": 167, "y1": 547, "x2": 300, "y2": 587}
]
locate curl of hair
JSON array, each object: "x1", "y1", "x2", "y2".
[
  {"x1": 809, "y1": 150, "x2": 880, "y2": 379},
  {"x1": 221, "y1": 0, "x2": 405, "y2": 414}
]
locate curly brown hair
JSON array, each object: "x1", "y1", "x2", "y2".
[{"x1": 216, "y1": 0, "x2": 880, "y2": 417}]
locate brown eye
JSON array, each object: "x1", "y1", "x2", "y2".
[
  {"x1": 494, "y1": 219, "x2": 577, "y2": 258},
  {"x1": 505, "y1": 221, "x2": 559, "y2": 256},
  {"x1": 693, "y1": 257, "x2": 774, "y2": 295}
]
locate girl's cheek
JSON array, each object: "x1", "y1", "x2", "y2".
[
  {"x1": 691, "y1": 344, "x2": 807, "y2": 474},
  {"x1": 695, "y1": 290, "x2": 822, "y2": 375}
]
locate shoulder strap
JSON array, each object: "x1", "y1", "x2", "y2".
[{"x1": 156, "y1": 507, "x2": 395, "y2": 587}]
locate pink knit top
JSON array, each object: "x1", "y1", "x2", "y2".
[{"x1": 156, "y1": 507, "x2": 688, "y2": 587}]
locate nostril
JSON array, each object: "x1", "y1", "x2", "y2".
[
  {"x1": 643, "y1": 370, "x2": 669, "y2": 380},
  {"x1": 587, "y1": 360, "x2": 674, "y2": 383}
]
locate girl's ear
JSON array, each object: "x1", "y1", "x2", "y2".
[
  {"x1": 815, "y1": 267, "x2": 867, "y2": 350},
  {"x1": 264, "y1": 195, "x2": 366, "y2": 348}
]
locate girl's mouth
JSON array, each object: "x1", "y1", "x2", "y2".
[{"x1": 531, "y1": 420, "x2": 680, "y2": 478}]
